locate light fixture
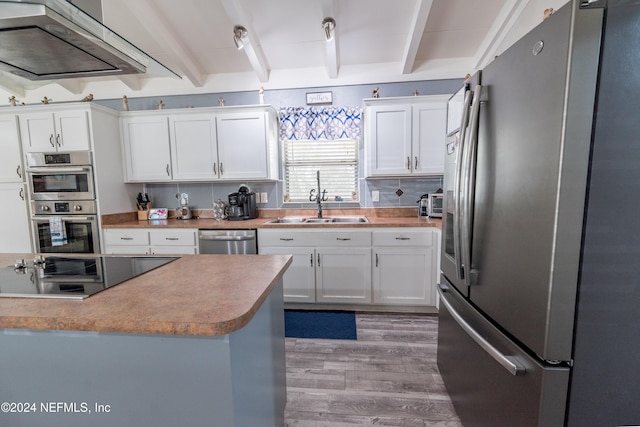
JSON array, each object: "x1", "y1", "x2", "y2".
[
  {"x1": 233, "y1": 25, "x2": 247, "y2": 49},
  {"x1": 322, "y1": 17, "x2": 335, "y2": 42}
]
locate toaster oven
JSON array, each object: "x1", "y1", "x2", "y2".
[{"x1": 419, "y1": 193, "x2": 443, "y2": 218}]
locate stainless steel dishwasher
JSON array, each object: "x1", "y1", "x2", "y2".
[{"x1": 198, "y1": 229, "x2": 257, "y2": 254}]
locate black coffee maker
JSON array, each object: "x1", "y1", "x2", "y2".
[{"x1": 227, "y1": 185, "x2": 257, "y2": 221}]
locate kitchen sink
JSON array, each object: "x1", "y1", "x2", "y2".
[{"x1": 264, "y1": 216, "x2": 369, "y2": 224}]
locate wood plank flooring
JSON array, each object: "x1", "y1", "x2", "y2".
[{"x1": 284, "y1": 313, "x2": 462, "y2": 426}]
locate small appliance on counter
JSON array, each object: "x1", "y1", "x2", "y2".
[
  {"x1": 227, "y1": 184, "x2": 257, "y2": 221},
  {"x1": 176, "y1": 192, "x2": 192, "y2": 220},
  {"x1": 418, "y1": 192, "x2": 443, "y2": 218}
]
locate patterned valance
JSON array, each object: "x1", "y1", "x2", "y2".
[{"x1": 278, "y1": 106, "x2": 361, "y2": 140}]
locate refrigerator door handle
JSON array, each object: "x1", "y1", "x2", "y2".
[
  {"x1": 453, "y1": 89, "x2": 473, "y2": 281},
  {"x1": 438, "y1": 284, "x2": 526, "y2": 376},
  {"x1": 460, "y1": 85, "x2": 484, "y2": 286}
]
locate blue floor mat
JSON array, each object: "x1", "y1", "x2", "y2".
[{"x1": 284, "y1": 310, "x2": 357, "y2": 340}]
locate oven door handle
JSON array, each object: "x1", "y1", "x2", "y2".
[
  {"x1": 32, "y1": 216, "x2": 94, "y2": 222},
  {"x1": 27, "y1": 167, "x2": 91, "y2": 173}
]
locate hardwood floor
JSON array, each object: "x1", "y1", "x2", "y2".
[{"x1": 284, "y1": 313, "x2": 462, "y2": 426}]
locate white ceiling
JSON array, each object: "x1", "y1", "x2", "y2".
[{"x1": 0, "y1": 0, "x2": 569, "y2": 102}]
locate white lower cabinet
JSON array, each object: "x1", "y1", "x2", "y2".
[
  {"x1": 259, "y1": 246, "x2": 316, "y2": 302},
  {"x1": 372, "y1": 229, "x2": 437, "y2": 305},
  {"x1": 315, "y1": 247, "x2": 372, "y2": 303},
  {"x1": 258, "y1": 229, "x2": 372, "y2": 304},
  {"x1": 103, "y1": 229, "x2": 197, "y2": 254},
  {"x1": 259, "y1": 227, "x2": 438, "y2": 307}
]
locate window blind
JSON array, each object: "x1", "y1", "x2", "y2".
[{"x1": 283, "y1": 139, "x2": 358, "y2": 203}]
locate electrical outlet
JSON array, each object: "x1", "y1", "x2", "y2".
[
  {"x1": 372, "y1": 191, "x2": 380, "y2": 202},
  {"x1": 255, "y1": 193, "x2": 262, "y2": 203},
  {"x1": 260, "y1": 192, "x2": 268, "y2": 203}
]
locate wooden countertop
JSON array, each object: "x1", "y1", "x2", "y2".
[
  {"x1": 102, "y1": 208, "x2": 442, "y2": 230},
  {"x1": 0, "y1": 254, "x2": 292, "y2": 337}
]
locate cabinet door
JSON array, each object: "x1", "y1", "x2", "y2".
[
  {"x1": 316, "y1": 247, "x2": 372, "y2": 303},
  {"x1": 121, "y1": 116, "x2": 172, "y2": 182},
  {"x1": 364, "y1": 104, "x2": 412, "y2": 177},
  {"x1": 373, "y1": 247, "x2": 434, "y2": 305},
  {"x1": 55, "y1": 110, "x2": 91, "y2": 151},
  {"x1": 0, "y1": 183, "x2": 32, "y2": 252},
  {"x1": 19, "y1": 113, "x2": 57, "y2": 152},
  {"x1": 413, "y1": 101, "x2": 447, "y2": 175},
  {"x1": 216, "y1": 111, "x2": 269, "y2": 180},
  {"x1": 0, "y1": 115, "x2": 24, "y2": 183},
  {"x1": 260, "y1": 246, "x2": 316, "y2": 302},
  {"x1": 169, "y1": 114, "x2": 219, "y2": 180}
]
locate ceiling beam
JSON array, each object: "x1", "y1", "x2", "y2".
[
  {"x1": 473, "y1": 0, "x2": 532, "y2": 70},
  {"x1": 0, "y1": 79, "x2": 26, "y2": 98},
  {"x1": 322, "y1": 0, "x2": 339, "y2": 79},
  {"x1": 118, "y1": 0, "x2": 206, "y2": 87},
  {"x1": 401, "y1": 0, "x2": 434, "y2": 74},
  {"x1": 56, "y1": 80, "x2": 84, "y2": 95},
  {"x1": 222, "y1": 0, "x2": 270, "y2": 82},
  {"x1": 118, "y1": 75, "x2": 143, "y2": 92}
]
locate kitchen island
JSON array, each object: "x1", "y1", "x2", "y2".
[{"x1": 0, "y1": 254, "x2": 292, "y2": 427}]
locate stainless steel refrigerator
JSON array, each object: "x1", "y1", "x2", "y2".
[{"x1": 437, "y1": 1, "x2": 640, "y2": 425}]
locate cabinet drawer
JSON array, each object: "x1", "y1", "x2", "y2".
[
  {"x1": 372, "y1": 229, "x2": 433, "y2": 246},
  {"x1": 259, "y1": 229, "x2": 370, "y2": 247},
  {"x1": 258, "y1": 230, "x2": 312, "y2": 247},
  {"x1": 313, "y1": 230, "x2": 371, "y2": 246},
  {"x1": 104, "y1": 229, "x2": 149, "y2": 246},
  {"x1": 149, "y1": 230, "x2": 196, "y2": 246}
]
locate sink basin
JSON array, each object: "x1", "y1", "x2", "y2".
[
  {"x1": 266, "y1": 217, "x2": 307, "y2": 224},
  {"x1": 303, "y1": 218, "x2": 332, "y2": 223},
  {"x1": 265, "y1": 216, "x2": 369, "y2": 225},
  {"x1": 330, "y1": 217, "x2": 368, "y2": 223}
]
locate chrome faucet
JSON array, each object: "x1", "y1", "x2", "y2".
[{"x1": 309, "y1": 170, "x2": 328, "y2": 218}]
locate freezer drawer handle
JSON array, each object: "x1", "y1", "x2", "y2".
[{"x1": 437, "y1": 284, "x2": 526, "y2": 376}]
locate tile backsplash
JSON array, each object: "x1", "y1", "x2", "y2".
[{"x1": 143, "y1": 176, "x2": 442, "y2": 211}]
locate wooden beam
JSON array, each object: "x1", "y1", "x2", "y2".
[
  {"x1": 222, "y1": 0, "x2": 270, "y2": 82},
  {"x1": 401, "y1": 0, "x2": 433, "y2": 74},
  {"x1": 119, "y1": 0, "x2": 206, "y2": 87},
  {"x1": 473, "y1": 0, "x2": 532, "y2": 70}
]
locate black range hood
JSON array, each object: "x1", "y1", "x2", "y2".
[{"x1": 0, "y1": 0, "x2": 175, "y2": 80}]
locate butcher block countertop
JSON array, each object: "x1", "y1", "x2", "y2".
[
  {"x1": 0, "y1": 254, "x2": 292, "y2": 337},
  {"x1": 102, "y1": 207, "x2": 442, "y2": 229}
]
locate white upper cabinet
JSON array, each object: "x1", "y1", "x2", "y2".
[
  {"x1": 216, "y1": 110, "x2": 271, "y2": 180},
  {"x1": 19, "y1": 109, "x2": 90, "y2": 153},
  {"x1": 0, "y1": 114, "x2": 24, "y2": 183},
  {"x1": 364, "y1": 95, "x2": 448, "y2": 177},
  {"x1": 169, "y1": 113, "x2": 218, "y2": 180},
  {"x1": 121, "y1": 106, "x2": 278, "y2": 183},
  {"x1": 121, "y1": 115, "x2": 172, "y2": 182}
]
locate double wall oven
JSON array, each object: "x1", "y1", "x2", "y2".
[{"x1": 26, "y1": 152, "x2": 100, "y2": 253}]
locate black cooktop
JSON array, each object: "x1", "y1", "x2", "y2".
[{"x1": 0, "y1": 255, "x2": 178, "y2": 299}]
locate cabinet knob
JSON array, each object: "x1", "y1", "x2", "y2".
[
  {"x1": 414, "y1": 156, "x2": 418, "y2": 170},
  {"x1": 406, "y1": 156, "x2": 411, "y2": 170},
  {"x1": 16, "y1": 165, "x2": 22, "y2": 179},
  {"x1": 49, "y1": 134, "x2": 55, "y2": 147},
  {"x1": 56, "y1": 134, "x2": 61, "y2": 147},
  {"x1": 41, "y1": 205, "x2": 50, "y2": 212},
  {"x1": 74, "y1": 205, "x2": 82, "y2": 211}
]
